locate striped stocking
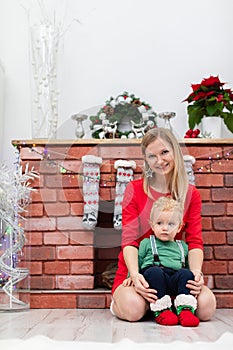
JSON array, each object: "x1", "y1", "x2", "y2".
[{"x1": 82, "y1": 155, "x2": 102, "y2": 230}]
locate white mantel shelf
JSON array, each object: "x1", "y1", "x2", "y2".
[{"x1": 11, "y1": 138, "x2": 233, "y2": 147}]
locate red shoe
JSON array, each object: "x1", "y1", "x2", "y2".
[
  {"x1": 178, "y1": 309, "x2": 200, "y2": 327},
  {"x1": 155, "y1": 310, "x2": 179, "y2": 326}
]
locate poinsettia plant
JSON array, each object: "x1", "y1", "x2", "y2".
[{"x1": 183, "y1": 75, "x2": 233, "y2": 133}]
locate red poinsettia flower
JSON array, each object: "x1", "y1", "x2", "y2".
[
  {"x1": 192, "y1": 92, "x2": 207, "y2": 101},
  {"x1": 191, "y1": 84, "x2": 201, "y2": 92},
  {"x1": 200, "y1": 76, "x2": 225, "y2": 88}
]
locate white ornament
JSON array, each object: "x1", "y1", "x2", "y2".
[
  {"x1": 128, "y1": 132, "x2": 135, "y2": 139},
  {"x1": 117, "y1": 96, "x2": 125, "y2": 104},
  {"x1": 125, "y1": 97, "x2": 132, "y2": 104},
  {"x1": 99, "y1": 113, "x2": 107, "y2": 120},
  {"x1": 142, "y1": 112, "x2": 149, "y2": 121},
  {"x1": 138, "y1": 105, "x2": 147, "y2": 113},
  {"x1": 110, "y1": 100, "x2": 117, "y2": 108}
]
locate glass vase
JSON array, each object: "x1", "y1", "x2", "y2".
[{"x1": 30, "y1": 24, "x2": 62, "y2": 139}]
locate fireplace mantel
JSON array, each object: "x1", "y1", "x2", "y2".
[
  {"x1": 12, "y1": 138, "x2": 233, "y2": 309},
  {"x1": 11, "y1": 138, "x2": 233, "y2": 147}
]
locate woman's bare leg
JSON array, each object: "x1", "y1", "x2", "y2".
[
  {"x1": 112, "y1": 285, "x2": 148, "y2": 322},
  {"x1": 196, "y1": 285, "x2": 216, "y2": 321}
]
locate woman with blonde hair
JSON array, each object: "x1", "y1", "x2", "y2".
[{"x1": 111, "y1": 128, "x2": 216, "y2": 322}]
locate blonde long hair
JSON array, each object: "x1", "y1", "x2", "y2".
[{"x1": 141, "y1": 128, "x2": 189, "y2": 209}]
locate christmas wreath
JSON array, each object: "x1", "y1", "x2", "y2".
[{"x1": 89, "y1": 91, "x2": 157, "y2": 138}]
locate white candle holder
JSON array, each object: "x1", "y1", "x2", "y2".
[
  {"x1": 71, "y1": 114, "x2": 88, "y2": 138},
  {"x1": 158, "y1": 112, "x2": 176, "y2": 131}
]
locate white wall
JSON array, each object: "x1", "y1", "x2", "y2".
[
  {"x1": 0, "y1": 0, "x2": 233, "y2": 165},
  {"x1": 0, "y1": 59, "x2": 5, "y2": 162}
]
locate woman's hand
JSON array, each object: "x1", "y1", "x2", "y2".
[
  {"x1": 131, "y1": 272, "x2": 158, "y2": 303},
  {"x1": 187, "y1": 270, "x2": 204, "y2": 296},
  {"x1": 122, "y1": 246, "x2": 157, "y2": 302},
  {"x1": 122, "y1": 277, "x2": 133, "y2": 287}
]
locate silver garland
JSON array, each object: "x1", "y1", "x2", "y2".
[
  {"x1": 0, "y1": 221, "x2": 28, "y2": 305},
  {"x1": 0, "y1": 152, "x2": 39, "y2": 307}
]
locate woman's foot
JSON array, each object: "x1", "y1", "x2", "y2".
[
  {"x1": 178, "y1": 309, "x2": 200, "y2": 327},
  {"x1": 155, "y1": 309, "x2": 179, "y2": 326}
]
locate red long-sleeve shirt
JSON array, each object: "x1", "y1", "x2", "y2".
[{"x1": 112, "y1": 178, "x2": 203, "y2": 294}]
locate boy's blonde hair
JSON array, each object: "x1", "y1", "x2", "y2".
[{"x1": 150, "y1": 196, "x2": 183, "y2": 224}]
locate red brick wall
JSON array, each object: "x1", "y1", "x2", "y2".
[{"x1": 15, "y1": 139, "x2": 233, "y2": 308}]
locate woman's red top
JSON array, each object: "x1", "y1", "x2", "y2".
[{"x1": 112, "y1": 178, "x2": 203, "y2": 294}]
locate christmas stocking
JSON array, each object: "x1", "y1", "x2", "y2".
[
  {"x1": 113, "y1": 160, "x2": 136, "y2": 230},
  {"x1": 82, "y1": 155, "x2": 102, "y2": 230},
  {"x1": 183, "y1": 155, "x2": 196, "y2": 185}
]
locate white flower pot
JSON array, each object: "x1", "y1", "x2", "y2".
[{"x1": 201, "y1": 116, "x2": 222, "y2": 138}]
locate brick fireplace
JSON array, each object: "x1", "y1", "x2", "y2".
[{"x1": 12, "y1": 138, "x2": 233, "y2": 309}]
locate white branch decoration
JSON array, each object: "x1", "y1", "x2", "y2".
[{"x1": 0, "y1": 151, "x2": 39, "y2": 309}]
